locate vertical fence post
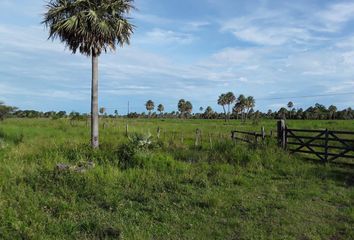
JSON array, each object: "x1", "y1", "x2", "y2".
[
  {"x1": 125, "y1": 123, "x2": 129, "y2": 137},
  {"x1": 254, "y1": 132, "x2": 258, "y2": 144},
  {"x1": 157, "y1": 127, "x2": 161, "y2": 139},
  {"x1": 261, "y1": 127, "x2": 265, "y2": 141},
  {"x1": 277, "y1": 120, "x2": 286, "y2": 149},
  {"x1": 324, "y1": 128, "x2": 329, "y2": 163},
  {"x1": 195, "y1": 129, "x2": 201, "y2": 147},
  {"x1": 209, "y1": 133, "x2": 213, "y2": 149}
]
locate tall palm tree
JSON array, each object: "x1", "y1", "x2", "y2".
[
  {"x1": 217, "y1": 94, "x2": 227, "y2": 122},
  {"x1": 43, "y1": 0, "x2": 134, "y2": 149},
  {"x1": 145, "y1": 100, "x2": 155, "y2": 116}
]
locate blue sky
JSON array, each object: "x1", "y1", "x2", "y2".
[{"x1": 0, "y1": 0, "x2": 354, "y2": 114}]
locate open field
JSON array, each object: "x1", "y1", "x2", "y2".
[{"x1": 0, "y1": 118, "x2": 353, "y2": 239}]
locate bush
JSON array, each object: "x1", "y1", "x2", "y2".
[{"x1": 116, "y1": 143, "x2": 137, "y2": 169}]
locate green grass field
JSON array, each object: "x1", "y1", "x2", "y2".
[{"x1": 0, "y1": 118, "x2": 353, "y2": 239}]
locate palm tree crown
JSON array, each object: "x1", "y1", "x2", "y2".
[
  {"x1": 43, "y1": 0, "x2": 135, "y2": 56},
  {"x1": 145, "y1": 100, "x2": 155, "y2": 112}
]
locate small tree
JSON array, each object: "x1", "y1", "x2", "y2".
[{"x1": 0, "y1": 102, "x2": 16, "y2": 121}]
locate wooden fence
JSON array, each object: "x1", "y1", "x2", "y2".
[
  {"x1": 231, "y1": 127, "x2": 267, "y2": 144},
  {"x1": 231, "y1": 120, "x2": 354, "y2": 163}
]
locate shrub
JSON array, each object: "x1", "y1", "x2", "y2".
[{"x1": 116, "y1": 143, "x2": 137, "y2": 169}]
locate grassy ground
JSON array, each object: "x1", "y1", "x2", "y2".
[{"x1": 0, "y1": 118, "x2": 353, "y2": 239}]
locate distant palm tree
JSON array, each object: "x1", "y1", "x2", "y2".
[
  {"x1": 218, "y1": 94, "x2": 227, "y2": 122},
  {"x1": 43, "y1": 0, "x2": 134, "y2": 149},
  {"x1": 328, "y1": 105, "x2": 337, "y2": 120},
  {"x1": 287, "y1": 101, "x2": 294, "y2": 119},
  {"x1": 199, "y1": 107, "x2": 204, "y2": 113},
  {"x1": 204, "y1": 106, "x2": 213, "y2": 119},
  {"x1": 145, "y1": 100, "x2": 155, "y2": 115},
  {"x1": 178, "y1": 99, "x2": 186, "y2": 114},
  {"x1": 245, "y1": 96, "x2": 255, "y2": 119},
  {"x1": 235, "y1": 94, "x2": 246, "y2": 120},
  {"x1": 99, "y1": 107, "x2": 106, "y2": 116},
  {"x1": 157, "y1": 104, "x2": 165, "y2": 115},
  {"x1": 225, "y1": 92, "x2": 236, "y2": 120},
  {"x1": 185, "y1": 101, "x2": 193, "y2": 115},
  {"x1": 178, "y1": 99, "x2": 192, "y2": 118}
]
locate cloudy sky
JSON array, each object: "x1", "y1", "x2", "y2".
[{"x1": 0, "y1": 0, "x2": 354, "y2": 114}]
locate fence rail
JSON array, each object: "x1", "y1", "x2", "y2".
[
  {"x1": 231, "y1": 120, "x2": 354, "y2": 163},
  {"x1": 231, "y1": 127, "x2": 267, "y2": 145},
  {"x1": 285, "y1": 127, "x2": 354, "y2": 162}
]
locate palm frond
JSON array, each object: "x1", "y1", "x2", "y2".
[{"x1": 43, "y1": 0, "x2": 135, "y2": 56}]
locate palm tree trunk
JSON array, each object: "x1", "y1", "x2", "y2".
[
  {"x1": 223, "y1": 106, "x2": 226, "y2": 122},
  {"x1": 91, "y1": 54, "x2": 99, "y2": 149},
  {"x1": 227, "y1": 104, "x2": 230, "y2": 121}
]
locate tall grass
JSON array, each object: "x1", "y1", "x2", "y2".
[{"x1": 0, "y1": 118, "x2": 353, "y2": 239}]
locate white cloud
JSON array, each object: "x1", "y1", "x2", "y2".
[
  {"x1": 141, "y1": 28, "x2": 195, "y2": 45},
  {"x1": 317, "y1": 2, "x2": 354, "y2": 24},
  {"x1": 0, "y1": 24, "x2": 65, "y2": 53}
]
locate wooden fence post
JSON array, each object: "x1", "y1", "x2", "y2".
[
  {"x1": 261, "y1": 127, "x2": 265, "y2": 141},
  {"x1": 324, "y1": 128, "x2": 329, "y2": 163},
  {"x1": 157, "y1": 127, "x2": 161, "y2": 139},
  {"x1": 125, "y1": 123, "x2": 129, "y2": 137},
  {"x1": 254, "y1": 132, "x2": 258, "y2": 144},
  {"x1": 195, "y1": 129, "x2": 201, "y2": 147},
  {"x1": 277, "y1": 120, "x2": 286, "y2": 149},
  {"x1": 209, "y1": 133, "x2": 213, "y2": 149}
]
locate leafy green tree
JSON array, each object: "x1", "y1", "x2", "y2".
[
  {"x1": 43, "y1": 0, "x2": 134, "y2": 149},
  {"x1": 0, "y1": 102, "x2": 16, "y2": 121}
]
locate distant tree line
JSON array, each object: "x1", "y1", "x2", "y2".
[{"x1": 0, "y1": 98, "x2": 353, "y2": 121}]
